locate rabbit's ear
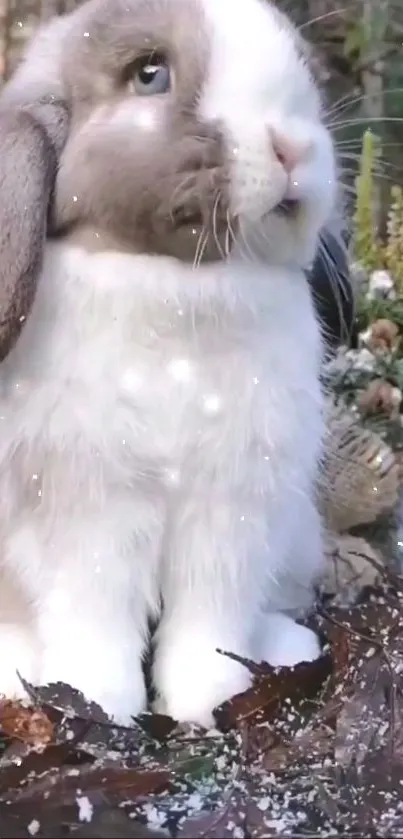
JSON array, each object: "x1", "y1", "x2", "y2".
[
  {"x1": 0, "y1": 17, "x2": 70, "y2": 361},
  {"x1": 309, "y1": 225, "x2": 354, "y2": 352}
]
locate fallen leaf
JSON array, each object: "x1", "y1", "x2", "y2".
[
  {"x1": 5, "y1": 763, "x2": 172, "y2": 806},
  {"x1": 0, "y1": 699, "x2": 54, "y2": 747},
  {"x1": 73, "y1": 808, "x2": 168, "y2": 837},
  {"x1": 214, "y1": 647, "x2": 332, "y2": 730}
]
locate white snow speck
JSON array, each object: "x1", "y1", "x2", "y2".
[
  {"x1": 27, "y1": 820, "x2": 40, "y2": 836},
  {"x1": 256, "y1": 796, "x2": 270, "y2": 812},
  {"x1": 76, "y1": 795, "x2": 94, "y2": 823}
]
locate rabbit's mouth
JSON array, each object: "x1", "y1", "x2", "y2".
[
  {"x1": 273, "y1": 198, "x2": 300, "y2": 218},
  {"x1": 172, "y1": 206, "x2": 228, "y2": 235},
  {"x1": 172, "y1": 207, "x2": 204, "y2": 229}
]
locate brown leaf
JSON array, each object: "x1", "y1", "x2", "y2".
[
  {"x1": 18, "y1": 679, "x2": 111, "y2": 725},
  {"x1": 214, "y1": 648, "x2": 332, "y2": 730},
  {"x1": 136, "y1": 711, "x2": 179, "y2": 741},
  {"x1": 0, "y1": 699, "x2": 54, "y2": 747},
  {"x1": 0, "y1": 742, "x2": 93, "y2": 796},
  {"x1": 317, "y1": 621, "x2": 358, "y2": 719},
  {"x1": 261, "y1": 722, "x2": 333, "y2": 772},
  {"x1": 73, "y1": 809, "x2": 168, "y2": 837},
  {"x1": 178, "y1": 792, "x2": 246, "y2": 838},
  {"x1": 4, "y1": 763, "x2": 172, "y2": 806}
]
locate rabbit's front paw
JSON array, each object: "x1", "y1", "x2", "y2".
[
  {"x1": 254, "y1": 612, "x2": 321, "y2": 667},
  {"x1": 40, "y1": 641, "x2": 147, "y2": 725},
  {"x1": 0, "y1": 624, "x2": 40, "y2": 700},
  {"x1": 154, "y1": 628, "x2": 252, "y2": 727}
]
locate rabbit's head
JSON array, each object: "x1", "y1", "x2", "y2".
[{"x1": 0, "y1": 0, "x2": 338, "y2": 353}]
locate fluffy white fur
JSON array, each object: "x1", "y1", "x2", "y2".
[
  {"x1": 0, "y1": 243, "x2": 324, "y2": 723},
  {"x1": 0, "y1": 0, "x2": 336, "y2": 725}
]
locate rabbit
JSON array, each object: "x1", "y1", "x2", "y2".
[{"x1": 0, "y1": 0, "x2": 338, "y2": 727}]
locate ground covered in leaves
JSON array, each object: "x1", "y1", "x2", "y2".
[{"x1": 2, "y1": 569, "x2": 403, "y2": 838}]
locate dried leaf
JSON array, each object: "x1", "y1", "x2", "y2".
[
  {"x1": 214, "y1": 648, "x2": 332, "y2": 730},
  {"x1": 0, "y1": 699, "x2": 54, "y2": 747},
  {"x1": 6, "y1": 763, "x2": 172, "y2": 806},
  {"x1": 73, "y1": 809, "x2": 167, "y2": 837}
]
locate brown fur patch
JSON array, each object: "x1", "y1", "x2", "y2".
[{"x1": 51, "y1": 0, "x2": 232, "y2": 262}]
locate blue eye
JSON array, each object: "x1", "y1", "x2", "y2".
[{"x1": 132, "y1": 54, "x2": 171, "y2": 95}]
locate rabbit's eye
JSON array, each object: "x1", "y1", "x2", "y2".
[{"x1": 131, "y1": 54, "x2": 171, "y2": 96}]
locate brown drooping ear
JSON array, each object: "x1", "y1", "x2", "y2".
[{"x1": 0, "y1": 16, "x2": 70, "y2": 361}]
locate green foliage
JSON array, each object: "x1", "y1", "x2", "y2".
[
  {"x1": 384, "y1": 185, "x2": 403, "y2": 293},
  {"x1": 351, "y1": 129, "x2": 382, "y2": 271},
  {"x1": 352, "y1": 130, "x2": 403, "y2": 291},
  {"x1": 355, "y1": 295, "x2": 403, "y2": 346}
]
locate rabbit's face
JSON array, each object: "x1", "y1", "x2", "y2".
[{"x1": 53, "y1": 0, "x2": 336, "y2": 267}]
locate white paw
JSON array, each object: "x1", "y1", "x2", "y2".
[
  {"x1": 0, "y1": 624, "x2": 39, "y2": 700},
  {"x1": 153, "y1": 628, "x2": 252, "y2": 727},
  {"x1": 39, "y1": 643, "x2": 147, "y2": 725},
  {"x1": 252, "y1": 612, "x2": 321, "y2": 668}
]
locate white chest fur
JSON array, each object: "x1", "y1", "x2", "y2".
[
  {"x1": 0, "y1": 242, "x2": 324, "y2": 503},
  {"x1": 0, "y1": 241, "x2": 326, "y2": 725}
]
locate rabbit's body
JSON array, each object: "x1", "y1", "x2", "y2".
[
  {"x1": 0, "y1": 0, "x2": 338, "y2": 723},
  {"x1": 0, "y1": 234, "x2": 323, "y2": 722}
]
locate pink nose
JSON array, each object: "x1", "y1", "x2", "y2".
[{"x1": 270, "y1": 129, "x2": 304, "y2": 174}]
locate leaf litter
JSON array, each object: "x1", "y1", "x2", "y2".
[{"x1": 2, "y1": 574, "x2": 403, "y2": 835}]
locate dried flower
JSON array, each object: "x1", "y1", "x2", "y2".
[
  {"x1": 367, "y1": 318, "x2": 400, "y2": 353},
  {"x1": 358, "y1": 378, "x2": 402, "y2": 418}
]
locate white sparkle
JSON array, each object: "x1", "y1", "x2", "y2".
[
  {"x1": 167, "y1": 358, "x2": 193, "y2": 382},
  {"x1": 110, "y1": 100, "x2": 157, "y2": 132},
  {"x1": 203, "y1": 393, "x2": 222, "y2": 415},
  {"x1": 48, "y1": 588, "x2": 69, "y2": 612},
  {"x1": 73, "y1": 195, "x2": 78, "y2": 202},
  {"x1": 27, "y1": 820, "x2": 40, "y2": 836},
  {"x1": 76, "y1": 796, "x2": 93, "y2": 823},
  {"x1": 120, "y1": 368, "x2": 143, "y2": 393},
  {"x1": 136, "y1": 106, "x2": 157, "y2": 130},
  {"x1": 162, "y1": 468, "x2": 181, "y2": 488},
  {"x1": 83, "y1": 31, "x2": 90, "y2": 37},
  {"x1": 253, "y1": 377, "x2": 259, "y2": 385}
]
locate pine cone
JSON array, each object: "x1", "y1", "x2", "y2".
[{"x1": 320, "y1": 401, "x2": 400, "y2": 532}]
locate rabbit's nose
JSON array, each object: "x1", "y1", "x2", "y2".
[{"x1": 269, "y1": 128, "x2": 311, "y2": 174}]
